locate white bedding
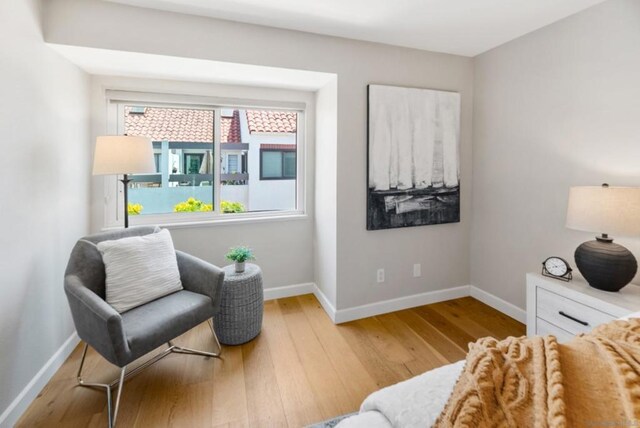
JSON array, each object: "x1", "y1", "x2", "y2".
[{"x1": 336, "y1": 361, "x2": 465, "y2": 428}]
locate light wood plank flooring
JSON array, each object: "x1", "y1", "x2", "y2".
[{"x1": 17, "y1": 295, "x2": 524, "y2": 427}]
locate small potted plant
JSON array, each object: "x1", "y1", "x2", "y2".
[{"x1": 225, "y1": 246, "x2": 255, "y2": 273}]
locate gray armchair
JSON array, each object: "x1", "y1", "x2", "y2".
[{"x1": 64, "y1": 226, "x2": 224, "y2": 427}]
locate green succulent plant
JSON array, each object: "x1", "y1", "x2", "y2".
[{"x1": 225, "y1": 246, "x2": 255, "y2": 263}]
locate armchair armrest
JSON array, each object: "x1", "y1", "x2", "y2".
[
  {"x1": 175, "y1": 250, "x2": 225, "y2": 312},
  {"x1": 64, "y1": 275, "x2": 130, "y2": 366}
]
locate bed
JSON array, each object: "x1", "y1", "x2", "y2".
[{"x1": 337, "y1": 311, "x2": 640, "y2": 428}]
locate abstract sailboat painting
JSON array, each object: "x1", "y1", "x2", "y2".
[{"x1": 367, "y1": 84, "x2": 461, "y2": 230}]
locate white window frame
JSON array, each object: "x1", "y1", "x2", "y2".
[{"x1": 103, "y1": 91, "x2": 306, "y2": 228}]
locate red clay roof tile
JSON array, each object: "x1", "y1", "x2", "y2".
[
  {"x1": 246, "y1": 110, "x2": 297, "y2": 134},
  {"x1": 124, "y1": 106, "x2": 213, "y2": 143},
  {"x1": 124, "y1": 107, "x2": 295, "y2": 143},
  {"x1": 221, "y1": 110, "x2": 241, "y2": 143}
]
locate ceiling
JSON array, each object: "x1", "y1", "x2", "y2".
[
  {"x1": 106, "y1": 0, "x2": 606, "y2": 56},
  {"x1": 48, "y1": 44, "x2": 336, "y2": 90}
]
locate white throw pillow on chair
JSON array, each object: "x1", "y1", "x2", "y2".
[{"x1": 98, "y1": 229, "x2": 183, "y2": 313}]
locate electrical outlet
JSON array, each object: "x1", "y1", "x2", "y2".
[
  {"x1": 376, "y1": 268, "x2": 385, "y2": 283},
  {"x1": 413, "y1": 263, "x2": 421, "y2": 278}
]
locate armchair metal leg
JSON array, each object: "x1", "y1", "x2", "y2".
[
  {"x1": 170, "y1": 320, "x2": 222, "y2": 357},
  {"x1": 75, "y1": 322, "x2": 221, "y2": 426},
  {"x1": 76, "y1": 343, "x2": 127, "y2": 428},
  {"x1": 111, "y1": 367, "x2": 126, "y2": 426},
  {"x1": 208, "y1": 319, "x2": 222, "y2": 355}
]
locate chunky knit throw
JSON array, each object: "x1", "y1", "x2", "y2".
[{"x1": 435, "y1": 319, "x2": 640, "y2": 427}]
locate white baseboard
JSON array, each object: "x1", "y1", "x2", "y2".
[
  {"x1": 469, "y1": 285, "x2": 526, "y2": 323},
  {"x1": 329, "y1": 286, "x2": 471, "y2": 324},
  {"x1": 263, "y1": 282, "x2": 315, "y2": 301},
  {"x1": 312, "y1": 284, "x2": 526, "y2": 325},
  {"x1": 312, "y1": 285, "x2": 338, "y2": 323},
  {"x1": 0, "y1": 332, "x2": 80, "y2": 428}
]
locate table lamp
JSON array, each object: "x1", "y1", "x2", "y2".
[
  {"x1": 93, "y1": 136, "x2": 155, "y2": 228},
  {"x1": 566, "y1": 184, "x2": 640, "y2": 291}
]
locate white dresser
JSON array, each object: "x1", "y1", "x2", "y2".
[{"x1": 526, "y1": 272, "x2": 640, "y2": 342}]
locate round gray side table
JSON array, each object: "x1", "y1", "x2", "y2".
[{"x1": 213, "y1": 263, "x2": 263, "y2": 345}]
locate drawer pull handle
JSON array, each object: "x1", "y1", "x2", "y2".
[{"x1": 558, "y1": 311, "x2": 589, "y2": 326}]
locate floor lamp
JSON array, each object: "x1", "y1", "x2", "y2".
[{"x1": 93, "y1": 136, "x2": 155, "y2": 228}]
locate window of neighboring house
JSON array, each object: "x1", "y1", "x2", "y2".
[
  {"x1": 104, "y1": 97, "x2": 304, "y2": 227},
  {"x1": 184, "y1": 153, "x2": 204, "y2": 174},
  {"x1": 227, "y1": 154, "x2": 239, "y2": 174},
  {"x1": 153, "y1": 153, "x2": 161, "y2": 173},
  {"x1": 260, "y1": 149, "x2": 296, "y2": 180}
]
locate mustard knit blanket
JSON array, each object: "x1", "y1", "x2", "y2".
[{"x1": 435, "y1": 319, "x2": 640, "y2": 427}]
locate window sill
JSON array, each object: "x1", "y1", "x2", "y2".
[{"x1": 102, "y1": 212, "x2": 308, "y2": 231}]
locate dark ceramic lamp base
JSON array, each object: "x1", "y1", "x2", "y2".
[{"x1": 574, "y1": 235, "x2": 637, "y2": 292}]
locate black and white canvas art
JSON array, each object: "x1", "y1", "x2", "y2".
[{"x1": 367, "y1": 84, "x2": 461, "y2": 230}]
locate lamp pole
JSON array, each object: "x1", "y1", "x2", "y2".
[{"x1": 120, "y1": 174, "x2": 132, "y2": 228}]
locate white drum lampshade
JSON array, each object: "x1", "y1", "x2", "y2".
[
  {"x1": 93, "y1": 136, "x2": 155, "y2": 228},
  {"x1": 566, "y1": 184, "x2": 640, "y2": 291},
  {"x1": 93, "y1": 136, "x2": 155, "y2": 175}
]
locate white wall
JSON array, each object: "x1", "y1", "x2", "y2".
[
  {"x1": 0, "y1": 0, "x2": 90, "y2": 424},
  {"x1": 314, "y1": 78, "x2": 339, "y2": 306},
  {"x1": 46, "y1": 0, "x2": 474, "y2": 310},
  {"x1": 471, "y1": 0, "x2": 640, "y2": 309}
]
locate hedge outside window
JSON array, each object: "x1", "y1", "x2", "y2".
[{"x1": 260, "y1": 149, "x2": 296, "y2": 180}]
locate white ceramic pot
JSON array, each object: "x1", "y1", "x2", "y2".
[{"x1": 235, "y1": 261, "x2": 246, "y2": 273}]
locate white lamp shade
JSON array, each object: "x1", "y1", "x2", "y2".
[
  {"x1": 566, "y1": 186, "x2": 640, "y2": 236},
  {"x1": 93, "y1": 135, "x2": 156, "y2": 175}
]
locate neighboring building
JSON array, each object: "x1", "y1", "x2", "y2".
[
  {"x1": 124, "y1": 106, "x2": 297, "y2": 214},
  {"x1": 240, "y1": 109, "x2": 297, "y2": 211}
]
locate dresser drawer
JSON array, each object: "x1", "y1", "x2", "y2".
[
  {"x1": 536, "y1": 318, "x2": 574, "y2": 343},
  {"x1": 536, "y1": 287, "x2": 615, "y2": 335}
]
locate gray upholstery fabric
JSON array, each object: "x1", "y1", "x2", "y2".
[
  {"x1": 65, "y1": 275, "x2": 129, "y2": 365},
  {"x1": 64, "y1": 226, "x2": 225, "y2": 367},
  {"x1": 122, "y1": 290, "x2": 214, "y2": 360},
  {"x1": 176, "y1": 250, "x2": 225, "y2": 313}
]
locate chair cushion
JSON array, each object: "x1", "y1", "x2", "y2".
[
  {"x1": 122, "y1": 290, "x2": 214, "y2": 361},
  {"x1": 97, "y1": 229, "x2": 183, "y2": 313}
]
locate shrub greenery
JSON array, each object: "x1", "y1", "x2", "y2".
[
  {"x1": 173, "y1": 197, "x2": 246, "y2": 213},
  {"x1": 128, "y1": 203, "x2": 143, "y2": 215},
  {"x1": 174, "y1": 197, "x2": 213, "y2": 212},
  {"x1": 221, "y1": 201, "x2": 245, "y2": 213}
]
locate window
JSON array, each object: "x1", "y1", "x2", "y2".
[
  {"x1": 153, "y1": 153, "x2": 161, "y2": 173},
  {"x1": 105, "y1": 97, "x2": 304, "y2": 227},
  {"x1": 184, "y1": 153, "x2": 204, "y2": 174},
  {"x1": 260, "y1": 149, "x2": 296, "y2": 180},
  {"x1": 227, "y1": 154, "x2": 239, "y2": 174}
]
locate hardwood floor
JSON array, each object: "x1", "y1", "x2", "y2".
[{"x1": 16, "y1": 295, "x2": 524, "y2": 427}]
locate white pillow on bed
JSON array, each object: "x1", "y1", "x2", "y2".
[{"x1": 97, "y1": 229, "x2": 183, "y2": 313}]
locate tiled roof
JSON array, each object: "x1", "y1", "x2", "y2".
[
  {"x1": 124, "y1": 106, "x2": 213, "y2": 143},
  {"x1": 246, "y1": 110, "x2": 297, "y2": 134},
  {"x1": 123, "y1": 107, "x2": 294, "y2": 143},
  {"x1": 221, "y1": 110, "x2": 241, "y2": 143}
]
